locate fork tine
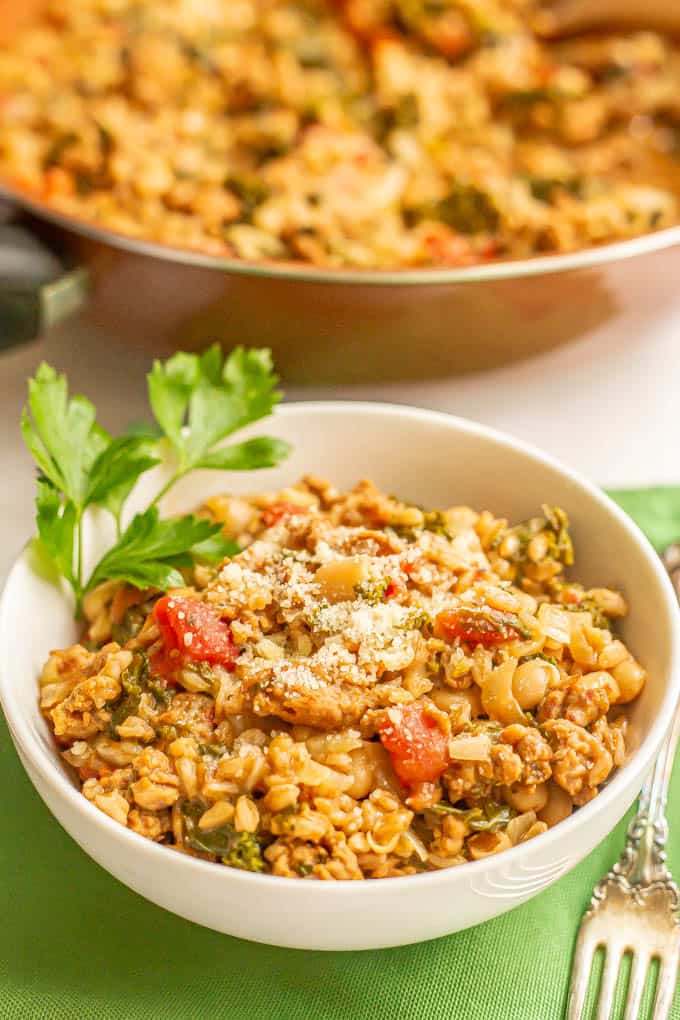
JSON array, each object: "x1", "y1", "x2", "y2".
[
  {"x1": 623, "y1": 952, "x2": 648, "y2": 1020},
  {"x1": 567, "y1": 934, "x2": 595, "y2": 1020},
  {"x1": 652, "y1": 948, "x2": 680, "y2": 1020},
  {"x1": 596, "y1": 945, "x2": 623, "y2": 1020}
]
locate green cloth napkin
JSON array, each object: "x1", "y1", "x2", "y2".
[{"x1": 2, "y1": 487, "x2": 679, "y2": 1020}]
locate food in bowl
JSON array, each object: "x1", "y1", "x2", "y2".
[
  {"x1": 39, "y1": 477, "x2": 646, "y2": 880},
  {"x1": 7, "y1": 391, "x2": 677, "y2": 947},
  {"x1": 1, "y1": 1, "x2": 680, "y2": 269}
]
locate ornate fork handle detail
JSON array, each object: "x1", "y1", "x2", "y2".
[
  {"x1": 609, "y1": 812, "x2": 676, "y2": 897},
  {"x1": 585, "y1": 547, "x2": 680, "y2": 920},
  {"x1": 585, "y1": 713, "x2": 680, "y2": 926}
]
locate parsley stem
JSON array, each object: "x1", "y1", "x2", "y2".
[
  {"x1": 149, "y1": 469, "x2": 186, "y2": 509},
  {"x1": 75, "y1": 507, "x2": 84, "y2": 616},
  {"x1": 76, "y1": 509, "x2": 83, "y2": 589}
]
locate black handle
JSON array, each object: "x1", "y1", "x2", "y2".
[{"x1": 0, "y1": 220, "x2": 89, "y2": 349}]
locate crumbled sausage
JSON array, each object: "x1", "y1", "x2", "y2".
[{"x1": 543, "y1": 719, "x2": 613, "y2": 798}]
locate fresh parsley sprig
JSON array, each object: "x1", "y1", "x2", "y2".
[
  {"x1": 148, "y1": 345, "x2": 289, "y2": 504},
  {"x1": 85, "y1": 507, "x2": 231, "y2": 592},
  {"x1": 22, "y1": 345, "x2": 290, "y2": 614}
]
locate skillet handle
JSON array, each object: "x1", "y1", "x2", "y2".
[{"x1": 0, "y1": 221, "x2": 89, "y2": 349}]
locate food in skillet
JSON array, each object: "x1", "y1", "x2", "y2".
[
  {"x1": 1, "y1": 0, "x2": 679, "y2": 268},
  {"x1": 25, "y1": 350, "x2": 646, "y2": 879}
]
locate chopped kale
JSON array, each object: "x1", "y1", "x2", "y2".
[
  {"x1": 43, "y1": 132, "x2": 78, "y2": 168},
  {"x1": 198, "y1": 742, "x2": 228, "y2": 759},
  {"x1": 542, "y1": 505, "x2": 574, "y2": 566},
  {"x1": 373, "y1": 93, "x2": 419, "y2": 139},
  {"x1": 191, "y1": 662, "x2": 217, "y2": 684},
  {"x1": 528, "y1": 176, "x2": 584, "y2": 203},
  {"x1": 492, "y1": 515, "x2": 544, "y2": 558},
  {"x1": 519, "y1": 651, "x2": 559, "y2": 668},
  {"x1": 567, "y1": 596, "x2": 608, "y2": 630},
  {"x1": 388, "y1": 508, "x2": 450, "y2": 542},
  {"x1": 422, "y1": 509, "x2": 452, "y2": 538},
  {"x1": 181, "y1": 798, "x2": 236, "y2": 854},
  {"x1": 390, "y1": 523, "x2": 420, "y2": 543},
  {"x1": 225, "y1": 175, "x2": 270, "y2": 222},
  {"x1": 107, "y1": 650, "x2": 171, "y2": 736},
  {"x1": 436, "y1": 184, "x2": 500, "y2": 234},
  {"x1": 398, "y1": 607, "x2": 431, "y2": 632},
  {"x1": 464, "y1": 719, "x2": 503, "y2": 737},
  {"x1": 108, "y1": 651, "x2": 147, "y2": 735},
  {"x1": 494, "y1": 505, "x2": 573, "y2": 568},
  {"x1": 354, "y1": 577, "x2": 389, "y2": 604},
  {"x1": 224, "y1": 831, "x2": 266, "y2": 872},
  {"x1": 111, "y1": 600, "x2": 154, "y2": 644},
  {"x1": 546, "y1": 579, "x2": 608, "y2": 627},
  {"x1": 180, "y1": 798, "x2": 265, "y2": 871},
  {"x1": 426, "y1": 799, "x2": 515, "y2": 831},
  {"x1": 505, "y1": 87, "x2": 557, "y2": 105},
  {"x1": 147, "y1": 677, "x2": 173, "y2": 707},
  {"x1": 156, "y1": 724, "x2": 178, "y2": 743},
  {"x1": 599, "y1": 63, "x2": 630, "y2": 83}
]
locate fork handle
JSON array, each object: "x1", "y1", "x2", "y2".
[
  {"x1": 624, "y1": 710, "x2": 680, "y2": 885},
  {"x1": 620, "y1": 548, "x2": 680, "y2": 885}
]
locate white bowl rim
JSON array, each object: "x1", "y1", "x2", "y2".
[{"x1": 2, "y1": 400, "x2": 679, "y2": 896}]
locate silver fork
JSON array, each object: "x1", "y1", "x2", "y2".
[{"x1": 566, "y1": 545, "x2": 680, "y2": 1020}]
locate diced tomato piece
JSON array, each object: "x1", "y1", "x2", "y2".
[
  {"x1": 384, "y1": 578, "x2": 407, "y2": 601},
  {"x1": 151, "y1": 596, "x2": 237, "y2": 677},
  {"x1": 435, "y1": 607, "x2": 523, "y2": 646},
  {"x1": 423, "y1": 230, "x2": 482, "y2": 267},
  {"x1": 43, "y1": 167, "x2": 75, "y2": 199},
  {"x1": 261, "y1": 502, "x2": 308, "y2": 527},
  {"x1": 378, "y1": 702, "x2": 449, "y2": 788},
  {"x1": 432, "y1": 26, "x2": 474, "y2": 61},
  {"x1": 479, "y1": 240, "x2": 501, "y2": 259}
]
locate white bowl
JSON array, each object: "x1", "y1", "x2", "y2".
[{"x1": 1, "y1": 402, "x2": 678, "y2": 951}]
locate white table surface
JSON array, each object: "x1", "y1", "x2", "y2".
[{"x1": 1, "y1": 306, "x2": 678, "y2": 581}]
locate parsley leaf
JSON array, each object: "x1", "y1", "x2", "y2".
[
  {"x1": 21, "y1": 363, "x2": 109, "y2": 504},
  {"x1": 23, "y1": 346, "x2": 292, "y2": 616},
  {"x1": 190, "y1": 533, "x2": 241, "y2": 563},
  {"x1": 35, "y1": 481, "x2": 77, "y2": 585},
  {"x1": 86, "y1": 435, "x2": 160, "y2": 532},
  {"x1": 148, "y1": 345, "x2": 289, "y2": 475},
  {"x1": 22, "y1": 367, "x2": 163, "y2": 601},
  {"x1": 86, "y1": 507, "x2": 221, "y2": 593},
  {"x1": 194, "y1": 436, "x2": 291, "y2": 472}
]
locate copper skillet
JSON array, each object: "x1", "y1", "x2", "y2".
[{"x1": 3, "y1": 1, "x2": 680, "y2": 383}]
